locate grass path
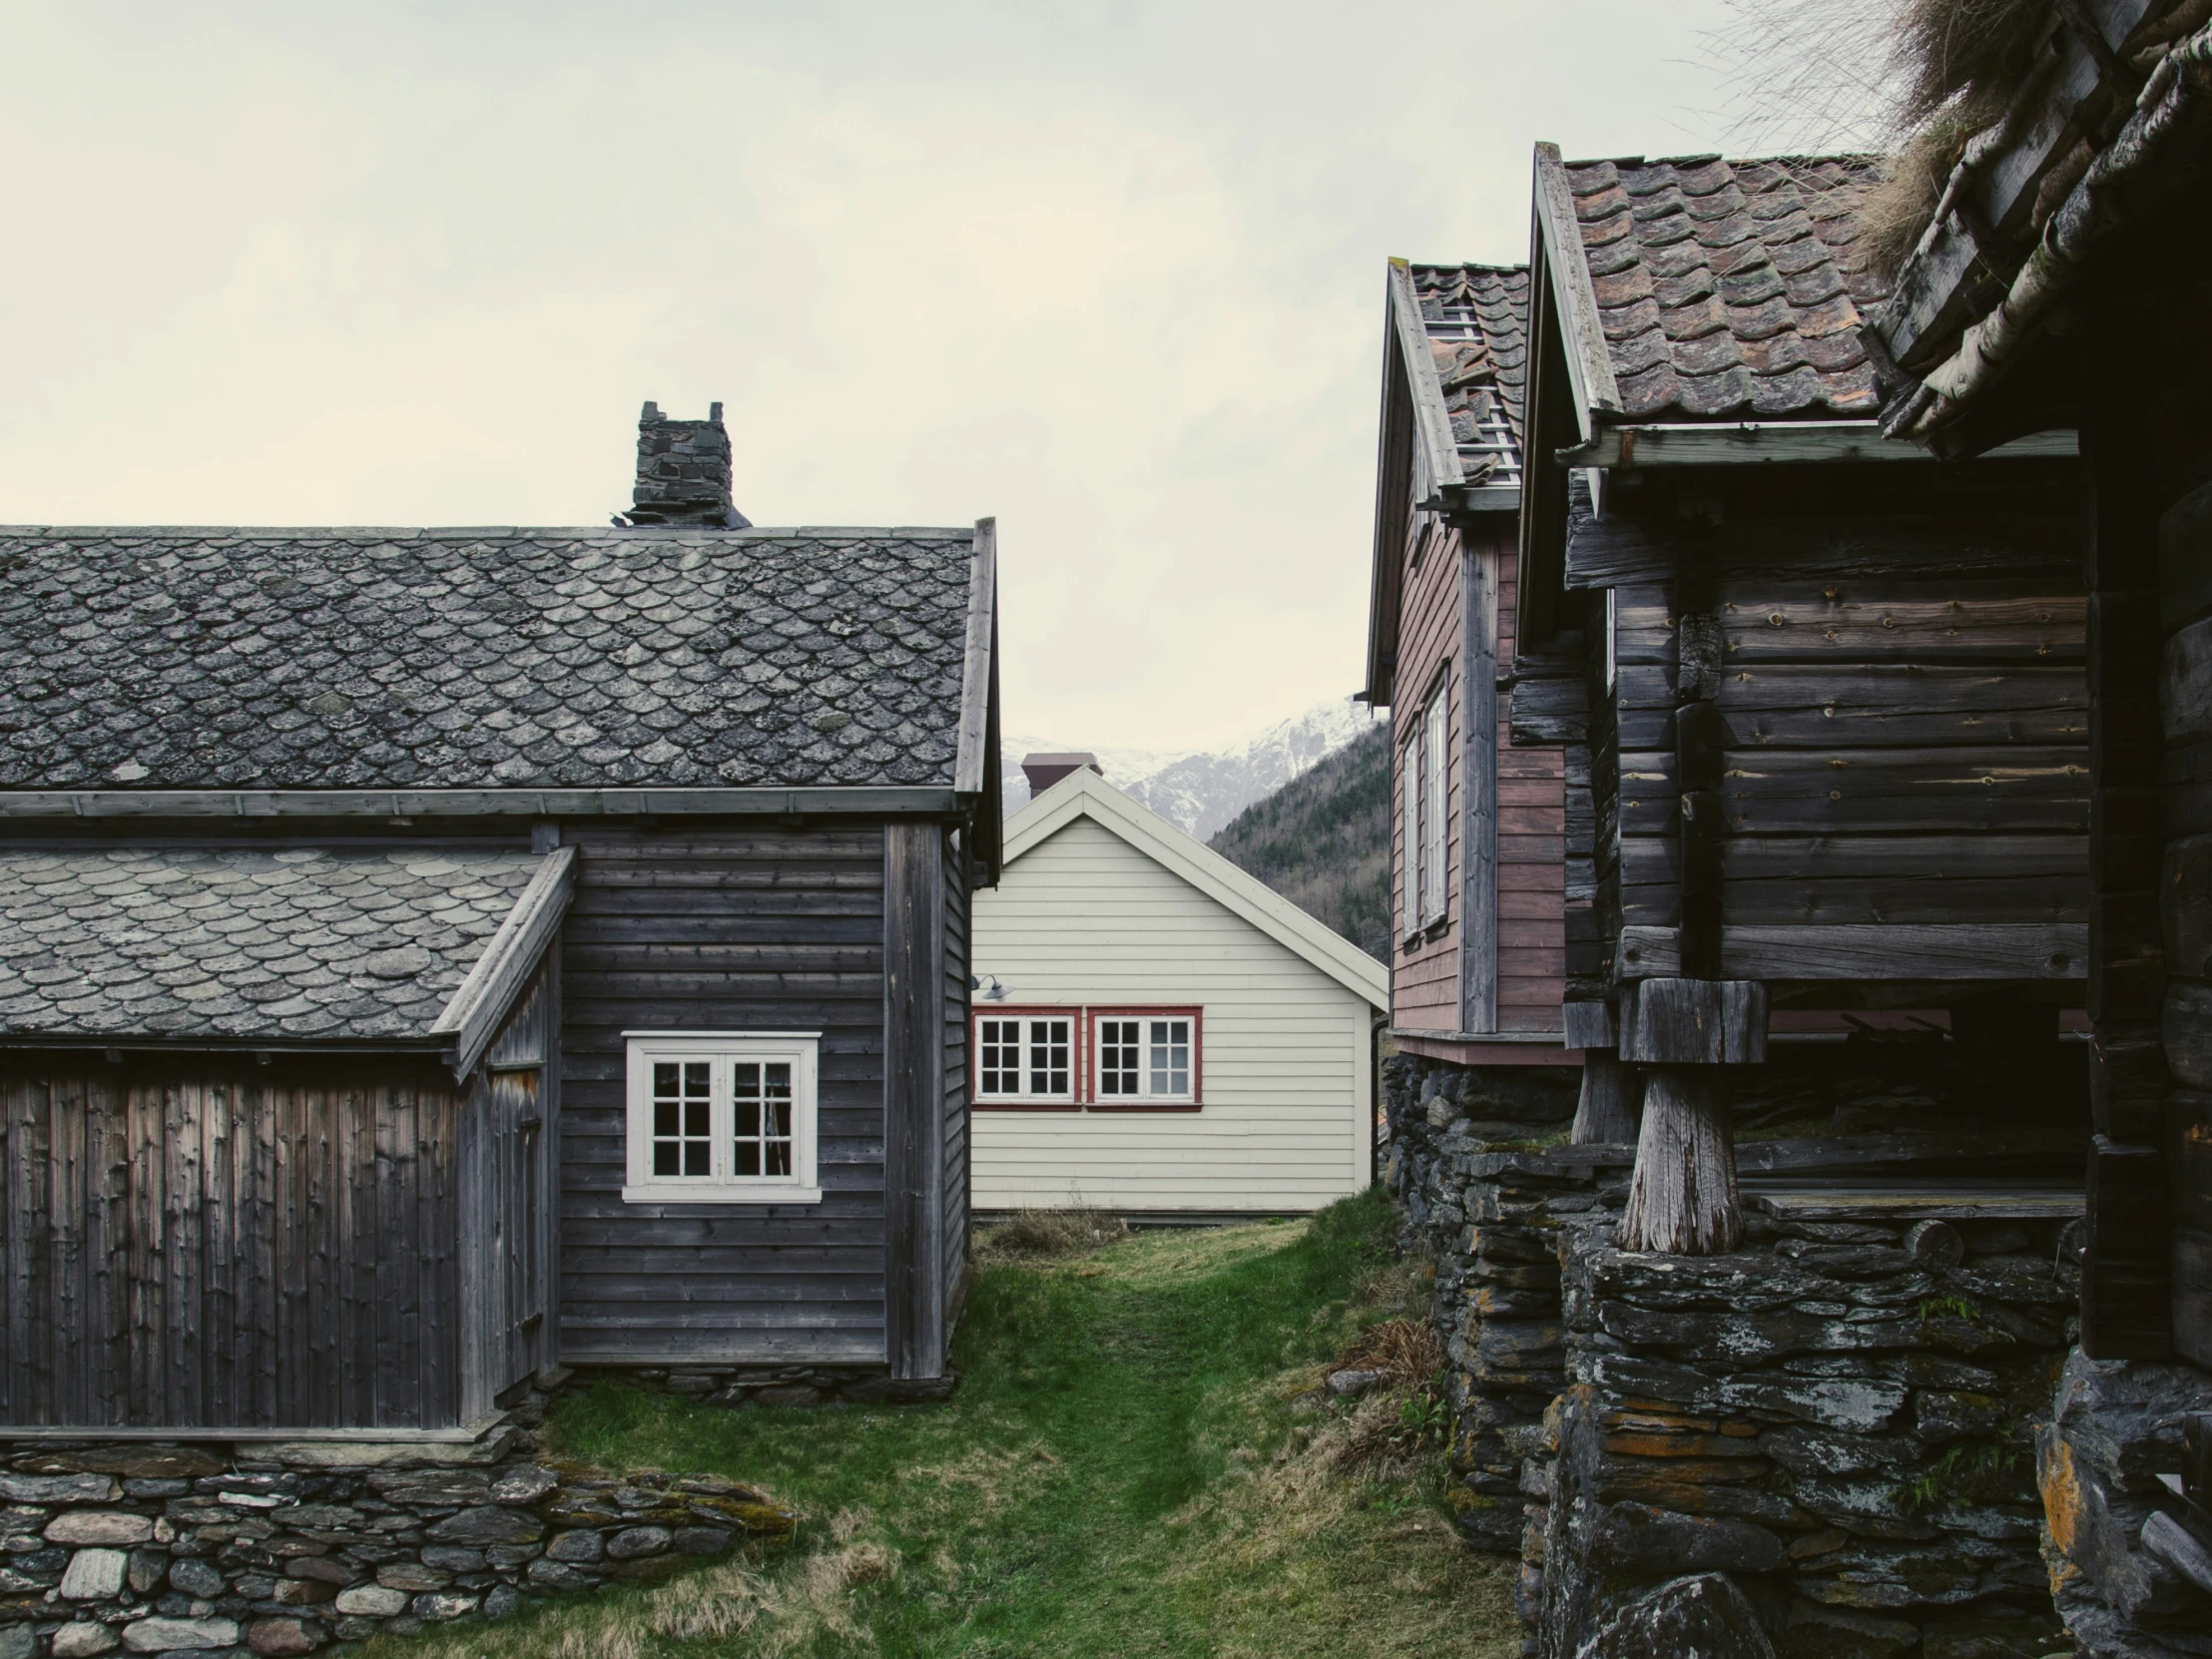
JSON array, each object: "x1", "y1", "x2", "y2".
[{"x1": 381, "y1": 1193, "x2": 1517, "y2": 1658}]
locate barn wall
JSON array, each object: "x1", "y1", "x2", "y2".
[
  {"x1": 969, "y1": 814, "x2": 1373, "y2": 1212},
  {"x1": 556, "y1": 822, "x2": 888, "y2": 1368},
  {"x1": 0, "y1": 1056, "x2": 462, "y2": 1430}
]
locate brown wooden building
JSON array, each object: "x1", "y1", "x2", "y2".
[
  {"x1": 1363, "y1": 261, "x2": 1576, "y2": 1074},
  {"x1": 0, "y1": 404, "x2": 999, "y2": 1435}
]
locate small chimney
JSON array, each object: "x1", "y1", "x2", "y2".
[
  {"x1": 627, "y1": 401, "x2": 751, "y2": 528},
  {"x1": 1022, "y1": 753, "x2": 1103, "y2": 799}
]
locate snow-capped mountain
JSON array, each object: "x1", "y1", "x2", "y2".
[{"x1": 1001, "y1": 696, "x2": 1383, "y2": 841}]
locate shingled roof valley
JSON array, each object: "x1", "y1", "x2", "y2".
[
  {"x1": 1564, "y1": 154, "x2": 1892, "y2": 421},
  {"x1": 0, "y1": 525, "x2": 980, "y2": 792}
]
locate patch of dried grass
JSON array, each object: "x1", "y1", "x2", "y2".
[
  {"x1": 977, "y1": 1205, "x2": 1131, "y2": 1259},
  {"x1": 1857, "y1": 122, "x2": 1969, "y2": 276},
  {"x1": 1338, "y1": 1317, "x2": 1445, "y2": 1388},
  {"x1": 1893, "y1": 0, "x2": 2052, "y2": 131}
]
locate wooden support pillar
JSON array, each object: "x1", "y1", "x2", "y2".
[
  {"x1": 1572, "y1": 1051, "x2": 1642, "y2": 1145},
  {"x1": 1621, "y1": 1068, "x2": 1740, "y2": 1255}
]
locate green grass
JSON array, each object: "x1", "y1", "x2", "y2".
[{"x1": 382, "y1": 1190, "x2": 1515, "y2": 1658}]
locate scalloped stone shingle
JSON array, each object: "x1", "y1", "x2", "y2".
[
  {"x1": 0, "y1": 527, "x2": 979, "y2": 792},
  {"x1": 0, "y1": 847, "x2": 547, "y2": 1040}
]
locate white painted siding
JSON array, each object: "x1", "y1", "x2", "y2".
[{"x1": 971, "y1": 815, "x2": 1374, "y2": 1213}]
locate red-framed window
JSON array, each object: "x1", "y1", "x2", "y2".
[{"x1": 970, "y1": 1004, "x2": 1203, "y2": 1111}]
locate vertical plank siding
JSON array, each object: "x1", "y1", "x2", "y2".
[
  {"x1": 883, "y1": 823, "x2": 948, "y2": 1380},
  {"x1": 0, "y1": 1060, "x2": 461, "y2": 1429},
  {"x1": 556, "y1": 823, "x2": 891, "y2": 1368},
  {"x1": 940, "y1": 830, "x2": 971, "y2": 1323}
]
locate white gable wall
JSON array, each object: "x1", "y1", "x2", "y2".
[{"x1": 971, "y1": 815, "x2": 1375, "y2": 1213}]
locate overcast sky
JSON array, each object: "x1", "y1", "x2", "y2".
[{"x1": 0, "y1": 1, "x2": 1846, "y2": 752}]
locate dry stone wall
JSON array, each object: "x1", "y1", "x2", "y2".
[{"x1": 0, "y1": 1399, "x2": 793, "y2": 1658}]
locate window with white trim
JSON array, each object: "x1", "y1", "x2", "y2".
[
  {"x1": 623, "y1": 1032, "x2": 821, "y2": 1204},
  {"x1": 1401, "y1": 732, "x2": 1421, "y2": 941},
  {"x1": 1093, "y1": 1013, "x2": 1194, "y2": 1104},
  {"x1": 973, "y1": 1014, "x2": 1074, "y2": 1104}
]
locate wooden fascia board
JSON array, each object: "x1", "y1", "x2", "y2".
[
  {"x1": 432, "y1": 845, "x2": 576, "y2": 1077},
  {"x1": 1614, "y1": 921, "x2": 2087, "y2": 982},
  {"x1": 1531, "y1": 143, "x2": 1620, "y2": 443},
  {"x1": 954, "y1": 519, "x2": 997, "y2": 795},
  {"x1": 1388, "y1": 260, "x2": 1464, "y2": 492},
  {"x1": 1364, "y1": 271, "x2": 1412, "y2": 706},
  {"x1": 0, "y1": 786, "x2": 965, "y2": 820},
  {"x1": 999, "y1": 771, "x2": 1390, "y2": 1008},
  {"x1": 1557, "y1": 422, "x2": 2080, "y2": 468}
]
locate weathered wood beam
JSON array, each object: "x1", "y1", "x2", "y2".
[
  {"x1": 1569, "y1": 511, "x2": 2080, "y2": 590},
  {"x1": 1556, "y1": 422, "x2": 2077, "y2": 470},
  {"x1": 952, "y1": 519, "x2": 997, "y2": 796},
  {"x1": 1616, "y1": 923, "x2": 2085, "y2": 981},
  {"x1": 1618, "y1": 978, "x2": 1767, "y2": 1066},
  {"x1": 1619, "y1": 1068, "x2": 1740, "y2": 1255},
  {"x1": 1571, "y1": 1051, "x2": 1642, "y2": 1145}
]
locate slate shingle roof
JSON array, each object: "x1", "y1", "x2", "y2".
[
  {"x1": 1563, "y1": 155, "x2": 1892, "y2": 421},
  {"x1": 0, "y1": 847, "x2": 546, "y2": 1040},
  {"x1": 1409, "y1": 264, "x2": 1529, "y2": 488},
  {"x1": 0, "y1": 527, "x2": 978, "y2": 791}
]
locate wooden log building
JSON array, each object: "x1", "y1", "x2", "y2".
[
  {"x1": 0, "y1": 402, "x2": 1000, "y2": 1435},
  {"x1": 1506, "y1": 146, "x2": 2094, "y2": 1247}
]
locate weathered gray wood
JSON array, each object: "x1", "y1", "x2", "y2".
[
  {"x1": 1558, "y1": 421, "x2": 2076, "y2": 469},
  {"x1": 2089, "y1": 1021, "x2": 2167, "y2": 1143},
  {"x1": 2083, "y1": 1133, "x2": 2172, "y2": 1360},
  {"x1": 1531, "y1": 143, "x2": 1621, "y2": 441},
  {"x1": 1616, "y1": 747, "x2": 2089, "y2": 837},
  {"x1": 1619, "y1": 978, "x2": 1767, "y2": 1065},
  {"x1": 2159, "y1": 475, "x2": 2212, "y2": 631},
  {"x1": 1753, "y1": 1189, "x2": 2084, "y2": 1221},
  {"x1": 1571, "y1": 1052, "x2": 1641, "y2": 1144},
  {"x1": 1620, "y1": 831, "x2": 2087, "y2": 884},
  {"x1": 1508, "y1": 674, "x2": 1585, "y2": 746},
  {"x1": 954, "y1": 520, "x2": 997, "y2": 795},
  {"x1": 1615, "y1": 590, "x2": 2084, "y2": 666},
  {"x1": 2163, "y1": 980, "x2": 2212, "y2": 1092},
  {"x1": 1562, "y1": 1000, "x2": 1616, "y2": 1050},
  {"x1": 1620, "y1": 1068, "x2": 1740, "y2": 1255},
  {"x1": 882, "y1": 823, "x2": 945, "y2": 1382},
  {"x1": 1616, "y1": 923, "x2": 2085, "y2": 982},
  {"x1": 432, "y1": 846, "x2": 574, "y2": 1078},
  {"x1": 1619, "y1": 865, "x2": 2088, "y2": 928},
  {"x1": 2174, "y1": 1225, "x2": 2212, "y2": 1369},
  {"x1": 1461, "y1": 543, "x2": 1499, "y2": 1034},
  {"x1": 1615, "y1": 663, "x2": 2086, "y2": 751},
  {"x1": 1570, "y1": 510, "x2": 2079, "y2": 590},
  {"x1": 1904, "y1": 1218, "x2": 1964, "y2": 1266},
  {"x1": 1388, "y1": 261, "x2": 1468, "y2": 489}
]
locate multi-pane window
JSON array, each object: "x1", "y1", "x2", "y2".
[
  {"x1": 1093, "y1": 1013, "x2": 1194, "y2": 1104},
  {"x1": 1421, "y1": 684, "x2": 1448, "y2": 923},
  {"x1": 971, "y1": 1007, "x2": 1202, "y2": 1108},
  {"x1": 625, "y1": 1034, "x2": 820, "y2": 1204},
  {"x1": 1402, "y1": 672, "x2": 1450, "y2": 938},
  {"x1": 974, "y1": 1016, "x2": 1073, "y2": 1103}
]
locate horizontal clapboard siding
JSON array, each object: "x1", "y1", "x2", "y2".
[
  {"x1": 1, "y1": 1058, "x2": 461, "y2": 1429},
  {"x1": 558, "y1": 824, "x2": 888, "y2": 1366},
  {"x1": 971, "y1": 815, "x2": 1370, "y2": 1212}
]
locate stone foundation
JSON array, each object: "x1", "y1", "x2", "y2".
[
  {"x1": 557, "y1": 1366, "x2": 955, "y2": 1410},
  {"x1": 1538, "y1": 1207, "x2": 2075, "y2": 1658},
  {"x1": 0, "y1": 1390, "x2": 795, "y2": 1657}
]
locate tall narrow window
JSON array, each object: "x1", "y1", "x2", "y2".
[
  {"x1": 1097, "y1": 1019, "x2": 1140, "y2": 1096},
  {"x1": 625, "y1": 1034, "x2": 821, "y2": 1204},
  {"x1": 1421, "y1": 680, "x2": 1449, "y2": 923},
  {"x1": 972, "y1": 1014, "x2": 1075, "y2": 1105},
  {"x1": 1401, "y1": 734, "x2": 1421, "y2": 941}
]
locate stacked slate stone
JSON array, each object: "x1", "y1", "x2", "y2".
[
  {"x1": 2035, "y1": 1356, "x2": 2212, "y2": 1657},
  {"x1": 0, "y1": 1411, "x2": 793, "y2": 1656},
  {"x1": 1380, "y1": 1052, "x2": 1608, "y2": 1604},
  {"x1": 1535, "y1": 1208, "x2": 2080, "y2": 1659}
]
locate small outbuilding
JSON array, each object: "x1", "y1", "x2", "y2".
[{"x1": 968, "y1": 763, "x2": 1387, "y2": 1221}]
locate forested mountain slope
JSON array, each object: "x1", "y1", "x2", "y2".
[{"x1": 1207, "y1": 723, "x2": 1390, "y2": 961}]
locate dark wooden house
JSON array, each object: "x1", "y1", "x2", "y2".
[
  {"x1": 1362, "y1": 261, "x2": 1578, "y2": 1079},
  {"x1": 1505, "y1": 146, "x2": 2093, "y2": 1242},
  {"x1": 0, "y1": 403, "x2": 999, "y2": 1435}
]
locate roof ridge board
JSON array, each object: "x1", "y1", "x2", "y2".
[{"x1": 1562, "y1": 151, "x2": 1886, "y2": 169}]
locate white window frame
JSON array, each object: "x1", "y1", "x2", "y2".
[
  {"x1": 1090, "y1": 1012, "x2": 1197, "y2": 1106},
  {"x1": 1420, "y1": 681, "x2": 1449, "y2": 924},
  {"x1": 623, "y1": 1031, "x2": 822, "y2": 1205},
  {"x1": 1401, "y1": 731, "x2": 1422, "y2": 943},
  {"x1": 971, "y1": 1012, "x2": 1076, "y2": 1106}
]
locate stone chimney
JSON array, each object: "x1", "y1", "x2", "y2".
[
  {"x1": 628, "y1": 401, "x2": 752, "y2": 528},
  {"x1": 1022, "y1": 753, "x2": 1103, "y2": 799}
]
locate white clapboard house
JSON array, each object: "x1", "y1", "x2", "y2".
[{"x1": 970, "y1": 758, "x2": 1388, "y2": 1220}]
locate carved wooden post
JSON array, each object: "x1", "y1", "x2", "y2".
[
  {"x1": 1621, "y1": 1066, "x2": 1739, "y2": 1254},
  {"x1": 1572, "y1": 1052, "x2": 1642, "y2": 1144}
]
